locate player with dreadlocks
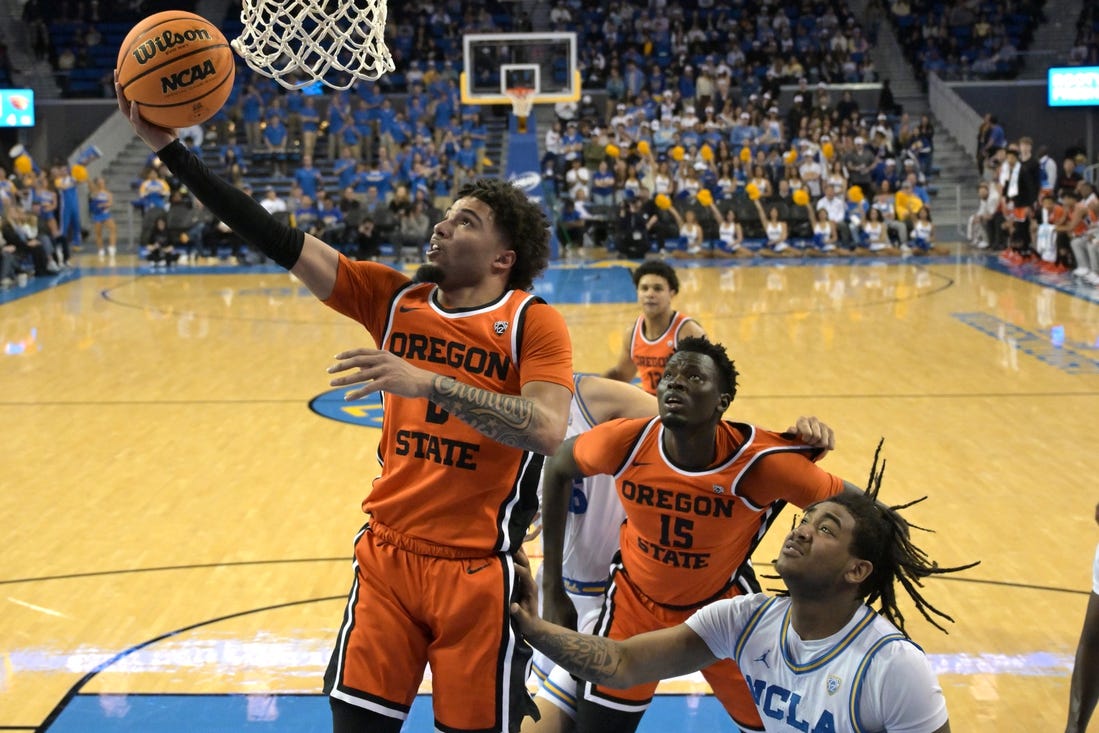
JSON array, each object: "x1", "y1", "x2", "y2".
[{"x1": 512, "y1": 441, "x2": 977, "y2": 733}]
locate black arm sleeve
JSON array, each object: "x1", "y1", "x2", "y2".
[{"x1": 155, "y1": 140, "x2": 304, "y2": 270}]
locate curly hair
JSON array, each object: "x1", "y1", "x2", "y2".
[
  {"x1": 631, "y1": 259, "x2": 680, "y2": 292},
  {"x1": 673, "y1": 336, "x2": 739, "y2": 399},
  {"x1": 826, "y1": 440, "x2": 980, "y2": 637},
  {"x1": 456, "y1": 178, "x2": 550, "y2": 292}
]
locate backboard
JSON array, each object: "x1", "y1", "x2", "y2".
[{"x1": 461, "y1": 32, "x2": 581, "y2": 105}]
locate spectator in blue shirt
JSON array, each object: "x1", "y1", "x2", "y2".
[
  {"x1": 293, "y1": 156, "x2": 324, "y2": 200},
  {"x1": 299, "y1": 96, "x2": 320, "y2": 161}
]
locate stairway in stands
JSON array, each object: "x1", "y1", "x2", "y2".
[{"x1": 867, "y1": 19, "x2": 978, "y2": 233}]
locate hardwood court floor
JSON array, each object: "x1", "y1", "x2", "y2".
[{"x1": 2, "y1": 251, "x2": 1098, "y2": 731}]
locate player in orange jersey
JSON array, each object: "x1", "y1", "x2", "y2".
[
  {"x1": 524, "y1": 373, "x2": 835, "y2": 733},
  {"x1": 603, "y1": 260, "x2": 705, "y2": 395},
  {"x1": 118, "y1": 84, "x2": 574, "y2": 733},
  {"x1": 542, "y1": 336, "x2": 865, "y2": 732}
]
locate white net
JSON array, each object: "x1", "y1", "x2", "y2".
[
  {"x1": 505, "y1": 88, "x2": 534, "y2": 118},
  {"x1": 232, "y1": 0, "x2": 395, "y2": 90}
]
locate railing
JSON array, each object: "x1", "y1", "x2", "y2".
[{"x1": 928, "y1": 72, "x2": 983, "y2": 159}]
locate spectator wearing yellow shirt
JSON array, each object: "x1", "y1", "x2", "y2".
[{"x1": 894, "y1": 179, "x2": 924, "y2": 230}]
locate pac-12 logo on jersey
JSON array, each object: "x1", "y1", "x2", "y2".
[
  {"x1": 826, "y1": 674, "x2": 842, "y2": 695},
  {"x1": 494, "y1": 320, "x2": 509, "y2": 335}
]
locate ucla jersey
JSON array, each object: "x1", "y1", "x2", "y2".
[
  {"x1": 531, "y1": 375, "x2": 627, "y2": 697},
  {"x1": 89, "y1": 191, "x2": 112, "y2": 221},
  {"x1": 686, "y1": 595, "x2": 948, "y2": 733},
  {"x1": 537, "y1": 374, "x2": 625, "y2": 597}
]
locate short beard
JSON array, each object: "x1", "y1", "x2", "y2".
[{"x1": 413, "y1": 264, "x2": 445, "y2": 284}]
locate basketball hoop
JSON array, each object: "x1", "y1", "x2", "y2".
[
  {"x1": 231, "y1": 0, "x2": 396, "y2": 90},
  {"x1": 506, "y1": 87, "x2": 534, "y2": 133}
]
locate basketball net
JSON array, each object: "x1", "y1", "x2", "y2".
[
  {"x1": 506, "y1": 88, "x2": 534, "y2": 134},
  {"x1": 231, "y1": 0, "x2": 395, "y2": 90}
]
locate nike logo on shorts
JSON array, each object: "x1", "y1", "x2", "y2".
[{"x1": 466, "y1": 561, "x2": 492, "y2": 574}]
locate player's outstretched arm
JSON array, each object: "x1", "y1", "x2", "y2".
[
  {"x1": 511, "y1": 560, "x2": 716, "y2": 688},
  {"x1": 328, "y1": 350, "x2": 571, "y2": 456},
  {"x1": 539, "y1": 436, "x2": 582, "y2": 630},
  {"x1": 115, "y1": 79, "x2": 339, "y2": 299},
  {"x1": 1066, "y1": 504, "x2": 1099, "y2": 733},
  {"x1": 602, "y1": 328, "x2": 638, "y2": 383},
  {"x1": 784, "y1": 416, "x2": 836, "y2": 458},
  {"x1": 578, "y1": 375, "x2": 657, "y2": 422},
  {"x1": 1066, "y1": 589, "x2": 1099, "y2": 733}
]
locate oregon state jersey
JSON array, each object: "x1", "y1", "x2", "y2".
[
  {"x1": 686, "y1": 595, "x2": 948, "y2": 732},
  {"x1": 324, "y1": 257, "x2": 573, "y2": 555},
  {"x1": 572, "y1": 418, "x2": 842, "y2": 608},
  {"x1": 630, "y1": 312, "x2": 697, "y2": 395},
  {"x1": 537, "y1": 374, "x2": 625, "y2": 596}
]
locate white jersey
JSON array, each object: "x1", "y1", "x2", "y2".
[
  {"x1": 686, "y1": 595, "x2": 948, "y2": 733},
  {"x1": 1092, "y1": 543, "x2": 1099, "y2": 595},
  {"x1": 531, "y1": 374, "x2": 628, "y2": 706},
  {"x1": 536, "y1": 373, "x2": 625, "y2": 597}
]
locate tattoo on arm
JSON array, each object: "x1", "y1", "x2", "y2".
[
  {"x1": 430, "y1": 375, "x2": 535, "y2": 448},
  {"x1": 528, "y1": 626, "x2": 624, "y2": 686}
]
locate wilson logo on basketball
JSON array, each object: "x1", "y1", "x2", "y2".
[
  {"x1": 131, "y1": 28, "x2": 213, "y2": 64},
  {"x1": 161, "y1": 60, "x2": 217, "y2": 93}
]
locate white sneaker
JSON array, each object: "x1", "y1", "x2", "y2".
[
  {"x1": 975, "y1": 240, "x2": 989, "y2": 249},
  {"x1": 98, "y1": 248, "x2": 105, "y2": 258},
  {"x1": 820, "y1": 243, "x2": 836, "y2": 252},
  {"x1": 1073, "y1": 267, "x2": 1090, "y2": 277},
  {"x1": 1086, "y1": 272, "x2": 1099, "y2": 286},
  {"x1": 687, "y1": 245, "x2": 702, "y2": 255},
  {"x1": 868, "y1": 243, "x2": 887, "y2": 252},
  {"x1": 773, "y1": 242, "x2": 789, "y2": 253}
]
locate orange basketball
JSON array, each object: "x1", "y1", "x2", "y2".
[{"x1": 116, "y1": 11, "x2": 235, "y2": 129}]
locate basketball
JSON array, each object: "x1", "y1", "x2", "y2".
[{"x1": 116, "y1": 10, "x2": 235, "y2": 129}]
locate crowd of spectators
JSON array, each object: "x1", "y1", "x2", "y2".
[
  {"x1": 0, "y1": 159, "x2": 81, "y2": 286},
  {"x1": 968, "y1": 127, "x2": 1099, "y2": 285},
  {"x1": 1068, "y1": 0, "x2": 1099, "y2": 67},
  {"x1": 888, "y1": 0, "x2": 1047, "y2": 84},
  {"x1": 19, "y1": 0, "x2": 1092, "y2": 269},
  {"x1": 545, "y1": 78, "x2": 943, "y2": 258},
  {"x1": 36, "y1": 0, "x2": 1055, "y2": 102}
]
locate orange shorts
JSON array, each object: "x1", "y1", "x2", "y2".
[
  {"x1": 323, "y1": 522, "x2": 536, "y2": 731},
  {"x1": 580, "y1": 565, "x2": 765, "y2": 731}
]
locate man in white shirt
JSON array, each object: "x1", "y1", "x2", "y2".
[
  {"x1": 259, "y1": 186, "x2": 288, "y2": 215},
  {"x1": 513, "y1": 452, "x2": 975, "y2": 733},
  {"x1": 968, "y1": 181, "x2": 1000, "y2": 249},
  {"x1": 816, "y1": 183, "x2": 853, "y2": 248},
  {"x1": 796, "y1": 141, "x2": 822, "y2": 193}
]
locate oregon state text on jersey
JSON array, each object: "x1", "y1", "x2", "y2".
[
  {"x1": 324, "y1": 258, "x2": 573, "y2": 554},
  {"x1": 572, "y1": 418, "x2": 843, "y2": 608},
  {"x1": 630, "y1": 312, "x2": 698, "y2": 394}
]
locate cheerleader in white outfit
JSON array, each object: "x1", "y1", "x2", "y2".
[
  {"x1": 754, "y1": 198, "x2": 789, "y2": 254},
  {"x1": 710, "y1": 203, "x2": 744, "y2": 256},
  {"x1": 912, "y1": 207, "x2": 935, "y2": 253},
  {"x1": 804, "y1": 195, "x2": 838, "y2": 254},
  {"x1": 862, "y1": 207, "x2": 894, "y2": 253}
]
